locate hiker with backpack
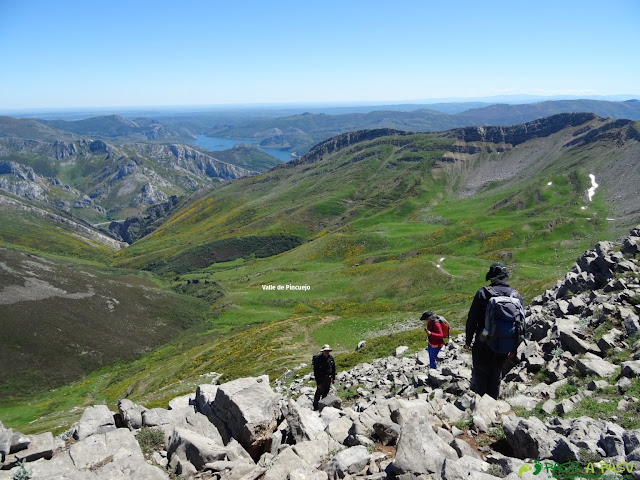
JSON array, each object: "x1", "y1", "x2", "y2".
[
  {"x1": 312, "y1": 344, "x2": 336, "y2": 410},
  {"x1": 464, "y1": 262, "x2": 526, "y2": 399},
  {"x1": 421, "y1": 311, "x2": 449, "y2": 369}
]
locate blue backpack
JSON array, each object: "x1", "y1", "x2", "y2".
[{"x1": 482, "y1": 286, "x2": 526, "y2": 354}]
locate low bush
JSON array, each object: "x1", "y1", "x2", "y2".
[{"x1": 136, "y1": 427, "x2": 165, "y2": 455}]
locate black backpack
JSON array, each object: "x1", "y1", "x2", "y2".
[{"x1": 481, "y1": 286, "x2": 526, "y2": 354}]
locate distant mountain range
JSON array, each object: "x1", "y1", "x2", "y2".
[
  {"x1": 204, "y1": 99, "x2": 640, "y2": 154},
  {"x1": 1, "y1": 98, "x2": 639, "y2": 242},
  {"x1": 39, "y1": 114, "x2": 192, "y2": 141}
]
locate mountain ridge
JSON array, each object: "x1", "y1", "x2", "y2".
[
  {"x1": 202, "y1": 99, "x2": 640, "y2": 156},
  {"x1": 38, "y1": 114, "x2": 192, "y2": 142}
]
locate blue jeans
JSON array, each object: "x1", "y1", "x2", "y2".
[{"x1": 428, "y1": 344, "x2": 442, "y2": 369}]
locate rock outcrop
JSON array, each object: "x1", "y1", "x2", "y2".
[
  {"x1": 442, "y1": 113, "x2": 597, "y2": 147},
  {"x1": 1, "y1": 226, "x2": 639, "y2": 479},
  {"x1": 0, "y1": 136, "x2": 257, "y2": 227}
]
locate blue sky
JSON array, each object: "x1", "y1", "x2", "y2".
[{"x1": 0, "y1": 0, "x2": 638, "y2": 110}]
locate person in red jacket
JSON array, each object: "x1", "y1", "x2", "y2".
[{"x1": 421, "y1": 310, "x2": 446, "y2": 369}]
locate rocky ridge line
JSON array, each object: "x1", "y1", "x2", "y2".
[
  {"x1": 1, "y1": 226, "x2": 639, "y2": 479},
  {"x1": 0, "y1": 138, "x2": 256, "y2": 224}
]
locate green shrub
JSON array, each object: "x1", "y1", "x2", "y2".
[
  {"x1": 555, "y1": 383, "x2": 578, "y2": 399},
  {"x1": 453, "y1": 416, "x2": 473, "y2": 431},
  {"x1": 12, "y1": 460, "x2": 31, "y2": 480},
  {"x1": 147, "y1": 235, "x2": 302, "y2": 274},
  {"x1": 485, "y1": 464, "x2": 506, "y2": 478},
  {"x1": 137, "y1": 427, "x2": 165, "y2": 455},
  {"x1": 335, "y1": 384, "x2": 363, "y2": 402}
]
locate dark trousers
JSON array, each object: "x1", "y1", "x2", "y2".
[
  {"x1": 313, "y1": 377, "x2": 331, "y2": 410},
  {"x1": 471, "y1": 342, "x2": 508, "y2": 399}
]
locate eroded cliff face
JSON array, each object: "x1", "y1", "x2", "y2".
[
  {"x1": 291, "y1": 114, "x2": 600, "y2": 169},
  {"x1": 288, "y1": 128, "x2": 411, "y2": 167},
  {"x1": 0, "y1": 138, "x2": 256, "y2": 225},
  {"x1": 441, "y1": 112, "x2": 598, "y2": 146},
  {"x1": 127, "y1": 143, "x2": 255, "y2": 180}
]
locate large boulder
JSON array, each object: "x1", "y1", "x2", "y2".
[
  {"x1": 576, "y1": 353, "x2": 618, "y2": 377},
  {"x1": 503, "y1": 416, "x2": 559, "y2": 460},
  {"x1": 140, "y1": 406, "x2": 223, "y2": 444},
  {"x1": 471, "y1": 394, "x2": 511, "y2": 426},
  {"x1": 292, "y1": 435, "x2": 334, "y2": 469},
  {"x1": 282, "y1": 400, "x2": 326, "y2": 443},
  {"x1": 73, "y1": 405, "x2": 117, "y2": 440},
  {"x1": 69, "y1": 428, "x2": 141, "y2": 470},
  {"x1": 325, "y1": 446, "x2": 371, "y2": 479},
  {"x1": 194, "y1": 384, "x2": 219, "y2": 421},
  {"x1": 0, "y1": 422, "x2": 13, "y2": 456},
  {"x1": 2, "y1": 432, "x2": 55, "y2": 468},
  {"x1": 326, "y1": 416, "x2": 353, "y2": 445},
  {"x1": 263, "y1": 446, "x2": 326, "y2": 480},
  {"x1": 208, "y1": 375, "x2": 282, "y2": 460},
  {"x1": 91, "y1": 451, "x2": 169, "y2": 480},
  {"x1": 117, "y1": 399, "x2": 147, "y2": 430},
  {"x1": 372, "y1": 422, "x2": 400, "y2": 446},
  {"x1": 166, "y1": 427, "x2": 229, "y2": 472},
  {"x1": 2, "y1": 429, "x2": 168, "y2": 480},
  {"x1": 555, "y1": 319, "x2": 599, "y2": 355},
  {"x1": 391, "y1": 412, "x2": 458, "y2": 476},
  {"x1": 621, "y1": 360, "x2": 640, "y2": 378},
  {"x1": 441, "y1": 457, "x2": 497, "y2": 480}
]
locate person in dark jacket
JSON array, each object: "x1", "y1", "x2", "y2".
[
  {"x1": 312, "y1": 344, "x2": 336, "y2": 410},
  {"x1": 464, "y1": 262, "x2": 524, "y2": 399}
]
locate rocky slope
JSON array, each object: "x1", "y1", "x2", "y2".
[
  {"x1": 0, "y1": 194, "x2": 124, "y2": 251},
  {"x1": 0, "y1": 136, "x2": 255, "y2": 226},
  {"x1": 2, "y1": 226, "x2": 639, "y2": 479}
]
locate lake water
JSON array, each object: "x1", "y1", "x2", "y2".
[{"x1": 190, "y1": 135, "x2": 293, "y2": 163}]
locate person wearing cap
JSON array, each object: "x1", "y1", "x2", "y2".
[
  {"x1": 312, "y1": 344, "x2": 336, "y2": 410},
  {"x1": 464, "y1": 262, "x2": 523, "y2": 399},
  {"x1": 420, "y1": 310, "x2": 445, "y2": 369}
]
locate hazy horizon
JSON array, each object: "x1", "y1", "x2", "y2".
[{"x1": 2, "y1": 93, "x2": 640, "y2": 119}]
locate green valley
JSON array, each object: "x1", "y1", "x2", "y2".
[{"x1": 1, "y1": 113, "x2": 639, "y2": 435}]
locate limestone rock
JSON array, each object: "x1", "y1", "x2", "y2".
[
  {"x1": 209, "y1": 375, "x2": 282, "y2": 459},
  {"x1": 263, "y1": 447, "x2": 323, "y2": 480},
  {"x1": 282, "y1": 400, "x2": 326, "y2": 443},
  {"x1": 73, "y1": 405, "x2": 117, "y2": 441},
  {"x1": 503, "y1": 416, "x2": 560, "y2": 460},
  {"x1": 2, "y1": 432, "x2": 54, "y2": 468},
  {"x1": 395, "y1": 346, "x2": 409, "y2": 357},
  {"x1": 117, "y1": 399, "x2": 147, "y2": 430},
  {"x1": 372, "y1": 421, "x2": 400, "y2": 446},
  {"x1": 621, "y1": 360, "x2": 640, "y2": 378},
  {"x1": 326, "y1": 446, "x2": 371, "y2": 479},
  {"x1": 69, "y1": 428, "x2": 143, "y2": 470},
  {"x1": 391, "y1": 413, "x2": 458, "y2": 476},
  {"x1": 167, "y1": 427, "x2": 229, "y2": 471},
  {"x1": 576, "y1": 352, "x2": 618, "y2": 377}
]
